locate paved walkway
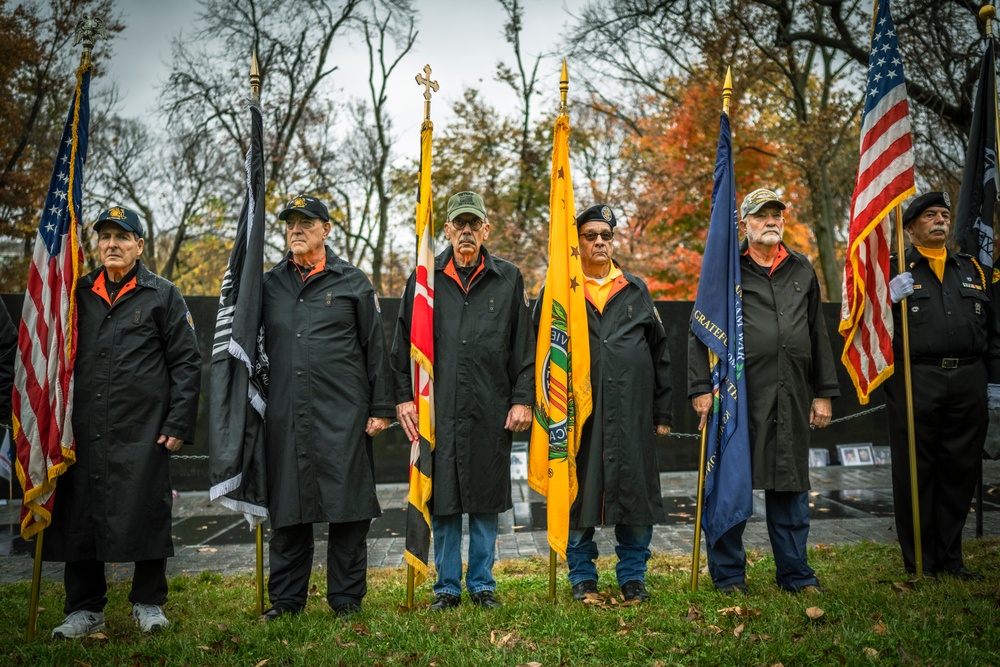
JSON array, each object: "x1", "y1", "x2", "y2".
[{"x1": 2, "y1": 461, "x2": 998, "y2": 585}]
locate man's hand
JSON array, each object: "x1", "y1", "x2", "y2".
[
  {"x1": 396, "y1": 401, "x2": 419, "y2": 443},
  {"x1": 655, "y1": 425, "x2": 671, "y2": 437},
  {"x1": 157, "y1": 434, "x2": 184, "y2": 453},
  {"x1": 691, "y1": 393, "x2": 713, "y2": 431},
  {"x1": 810, "y1": 397, "x2": 833, "y2": 428},
  {"x1": 505, "y1": 404, "x2": 533, "y2": 432},
  {"x1": 366, "y1": 417, "x2": 391, "y2": 437},
  {"x1": 889, "y1": 272, "x2": 914, "y2": 303}
]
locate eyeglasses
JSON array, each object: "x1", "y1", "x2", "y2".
[
  {"x1": 450, "y1": 218, "x2": 484, "y2": 231},
  {"x1": 579, "y1": 231, "x2": 614, "y2": 242},
  {"x1": 285, "y1": 218, "x2": 319, "y2": 230}
]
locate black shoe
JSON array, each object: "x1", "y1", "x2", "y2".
[
  {"x1": 572, "y1": 580, "x2": 599, "y2": 601},
  {"x1": 470, "y1": 590, "x2": 502, "y2": 609},
  {"x1": 620, "y1": 580, "x2": 650, "y2": 602},
  {"x1": 429, "y1": 593, "x2": 461, "y2": 611},
  {"x1": 718, "y1": 582, "x2": 748, "y2": 595},
  {"x1": 332, "y1": 602, "x2": 361, "y2": 618},
  {"x1": 944, "y1": 567, "x2": 984, "y2": 581},
  {"x1": 258, "y1": 606, "x2": 298, "y2": 623}
]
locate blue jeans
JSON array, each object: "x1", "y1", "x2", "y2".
[
  {"x1": 706, "y1": 490, "x2": 818, "y2": 591},
  {"x1": 431, "y1": 513, "x2": 498, "y2": 596},
  {"x1": 566, "y1": 525, "x2": 653, "y2": 587}
]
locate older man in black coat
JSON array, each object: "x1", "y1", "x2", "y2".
[
  {"x1": 258, "y1": 195, "x2": 394, "y2": 621},
  {"x1": 46, "y1": 207, "x2": 202, "y2": 638},
  {"x1": 690, "y1": 188, "x2": 839, "y2": 595},
  {"x1": 392, "y1": 191, "x2": 535, "y2": 611}
]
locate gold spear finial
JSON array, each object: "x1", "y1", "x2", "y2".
[
  {"x1": 559, "y1": 59, "x2": 569, "y2": 116},
  {"x1": 72, "y1": 16, "x2": 107, "y2": 68},
  {"x1": 723, "y1": 67, "x2": 732, "y2": 115},
  {"x1": 251, "y1": 52, "x2": 261, "y2": 101},
  {"x1": 415, "y1": 64, "x2": 439, "y2": 121},
  {"x1": 981, "y1": 5, "x2": 996, "y2": 37}
]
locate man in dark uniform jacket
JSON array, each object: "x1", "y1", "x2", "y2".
[
  {"x1": 885, "y1": 191, "x2": 1000, "y2": 580},
  {"x1": 392, "y1": 191, "x2": 535, "y2": 611},
  {"x1": 259, "y1": 195, "x2": 393, "y2": 620},
  {"x1": 46, "y1": 206, "x2": 202, "y2": 638},
  {"x1": 690, "y1": 188, "x2": 839, "y2": 595},
  {"x1": 546, "y1": 203, "x2": 672, "y2": 604}
]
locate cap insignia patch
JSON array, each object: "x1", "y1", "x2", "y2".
[
  {"x1": 292, "y1": 197, "x2": 307, "y2": 208},
  {"x1": 601, "y1": 205, "x2": 613, "y2": 221},
  {"x1": 109, "y1": 207, "x2": 127, "y2": 220}
]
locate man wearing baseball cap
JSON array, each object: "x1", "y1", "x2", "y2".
[
  {"x1": 884, "y1": 191, "x2": 1000, "y2": 580},
  {"x1": 47, "y1": 206, "x2": 202, "y2": 637},
  {"x1": 391, "y1": 190, "x2": 535, "y2": 610},
  {"x1": 258, "y1": 194, "x2": 393, "y2": 620},
  {"x1": 689, "y1": 188, "x2": 839, "y2": 595}
]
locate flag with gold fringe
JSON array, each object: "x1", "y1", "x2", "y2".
[
  {"x1": 14, "y1": 61, "x2": 90, "y2": 539},
  {"x1": 528, "y1": 108, "x2": 593, "y2": 560},
  {"x1": 404, "y1": 117, "x2": 436, "y2": 587}
]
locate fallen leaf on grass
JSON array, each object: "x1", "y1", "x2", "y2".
[
  {"x1": 72, "y1": 660, "x2": 92, "y2": 667},
  {"x1": 806, "y1": 606, "x2": 825, "y2": 620},
  {"x1": 718, "y1": 605, "x2": 762, "y2": 618},
  {"x1": 619, "y1": 599, "x2": 640, "y2": 607},
  {"x1": 216, "y1": 623, "x2": 229, "y2": 631},
  {"x1": 252, "y1": 660, "x2": 269, "y2": 667},
  {"x1": 335, "y1": 637, "x2": 357, "y2": 648},
  {"x1": 863, "y1": 648, "x2": 879, "y2": 658},
  {"x1": 693, "y1": 624, "x2": 723, "y2": 636},
  {"x1": 352, "y1": 622, "x2": 371, "y2": 635},
  {"x1": 515, "y1": 663, "x2": 542, "y2": 667},
  {"x1": 309, "y1": 584, "x2": 320, "y2": 597},
  {"x1": 746, "y1": 633, "x2": 773, "y2": 643},
  {"x1": 872, "y1": 620, "x2": 888, "y2": 636},
  {"x1": 86, "y1": 632, "x2": 108, "y2": 641},
  {"x1": 733, "y1": 623, "x2": 744, "y2": 638},
  {"x1": 892, "y1": 581, "x2": 916, "y2": 593},
  {"x1": 490, "y1": 630, "x2": 522, "y2": 649},
  {"x1": 685, "y1": 604, "x2": 702, "y2": 622}
]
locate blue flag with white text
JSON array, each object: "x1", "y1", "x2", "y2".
[{"x1": 690, "y1": 112, "x2": 753, "y2": 547}]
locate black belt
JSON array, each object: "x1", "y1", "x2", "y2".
[{"x1": 910, "y1": 356, "x2": 979, "y2": 369}]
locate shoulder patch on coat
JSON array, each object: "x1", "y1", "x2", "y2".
[
  {"x1": 653, "y1": 306, "x2": 662, "y2": 323},
  {"x1": 373, "y1": 293, "x2": 381, "y2": 313},
  {"x1": 523, "y1": 289, "x2": 529, "y2": 308},
  {"x1": 186, "y1": 311, "x2": 195, "y2": 331},
  {"x1": 993, "y1": 267, "x2": 1000, "y2": 284}
]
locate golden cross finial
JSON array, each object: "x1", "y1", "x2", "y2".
[{"x1": 415, "y1": 64, "x2": 439, "y2": 120}]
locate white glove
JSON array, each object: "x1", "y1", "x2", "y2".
[
  {"x1": 889, "y1": 272, "x2": 914, "y2": 303},
  {"x1": 988, "y1": 383, "x2": 1000, "y2": 410}
]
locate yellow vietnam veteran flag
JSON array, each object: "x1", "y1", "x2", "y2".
[
  {"x1": 404, "y1": 118, "x2": 435, "y2": 587},
  {"x1": 528, "y1": 109, "x2": 593, "y2": 560}
]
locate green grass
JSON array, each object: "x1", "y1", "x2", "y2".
[{"x1": 3, "y1": 539, "x2": 1000, "y2": 666}]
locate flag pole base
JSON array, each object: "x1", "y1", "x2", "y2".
[
  {"x1": 548, "y1": 548, "x2": 557, "y2": 604},
  {"x1": 28, "y1": 530, "x2": 44, "y2": 641},
  {"x1": 255, "y1": 525, "x2": 264, "y2": 616}
]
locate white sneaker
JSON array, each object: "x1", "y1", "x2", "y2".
[
  {"x1": 132, "y1": 603, "x2": 170, "y2": 632},
  {"x1": 52, "y1": 610, "x2": 105, "y2": 638}
]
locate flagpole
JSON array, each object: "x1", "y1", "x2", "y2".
[
  {"x1": 893, "y1": 208, "x2": 923, "y2": 581},
  {"x1": 690, "y1": 67, "x2": 733, "y2": 592},
  {"x1": 246, "y1": 51, "x2": 267, "y2": 617},
  {"x1": 984, "y1": 6, "x2": 1000, "y2": 196},
  {"x1": 25, "y1": 16, "x2": 104, "y2": 642}
]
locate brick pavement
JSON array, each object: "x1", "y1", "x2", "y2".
[{"x1": 2, "y1": 461, "x2": 998, "y2": 585}]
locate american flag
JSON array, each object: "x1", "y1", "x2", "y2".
[
  {"x1": 13, "y1": 63, "x2": 90, "y2": 539},
  {"x1": 839, "y1": 0, "x2": 915, "y2": 405}
]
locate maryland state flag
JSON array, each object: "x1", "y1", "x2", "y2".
[
  {"x1": 528, "y1": 98, "x2": 593, "y2": 560},
  {"x1": 404, "y1": 117, "x2": 436, "y2": 587},
  {"x1": 14, "y1": 62, "x2": 90, "y2": 539}
]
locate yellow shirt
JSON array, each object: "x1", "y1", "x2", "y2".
[
  {"x1": 584, "y1": 264, "x2": 623, "y2": 313},
  {"x1": 915, "y1": 245, "x2": 946, "y2": 283}
]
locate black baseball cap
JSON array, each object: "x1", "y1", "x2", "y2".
[
  {"x1": 278, "y1": 195, "x2": 330, "y2": 222},
  {"x1": 94, "y1": 206, "x2": 144, "y2": 238}
]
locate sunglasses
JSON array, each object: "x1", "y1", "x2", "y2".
[
  {"x1": 450, "y1": 218, "x2": 484, "y2": 231},
  {"x1": 579, "y1": 231, "x2": 614, "y2": 242}
]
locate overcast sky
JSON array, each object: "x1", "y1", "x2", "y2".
[{"x1": 105, "y1": 0, "x2": 588, "y2": 136}]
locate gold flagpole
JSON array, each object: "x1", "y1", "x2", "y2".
[
  {"x1": 407, "y1": 64, "x2": 438, "y2": 610},
  {"x1": 690, "y1": 67, "x2": 732, "y2": 592},
  {"x1": 27, "y1": 16, "x2": 105, "y2": 642},
  {"x1": 249, "y1": 51, "x2": 266, "y2": 617},
  {"x1": 547, "y1": 60, "x2": 572, "y2": 605}
]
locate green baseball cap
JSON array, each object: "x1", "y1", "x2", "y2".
[{"x1": 447, "y1": 191, "x2": 487, "y2": 221}]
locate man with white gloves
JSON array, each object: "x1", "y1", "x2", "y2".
[{"x1": 885, "y1": 191, "x2": 1000, "y2": 580}]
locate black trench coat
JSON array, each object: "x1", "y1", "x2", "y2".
[
  {"x1": 538, "y1": 263, "x2": 673, "y2": 528},
  {"x1": 391, "y1": 246, "x2": 535, "y2": 515},
  {"x1": 262, "y1": 248, "x2": 394, "y2": 529},
  {"x1": 688, "y1": 242, "x2": 840, "y2": 492},
  {"x1": 44, "y1": 261, "x2": 202, "y2": 562}
]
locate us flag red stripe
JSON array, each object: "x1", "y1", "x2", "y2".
[
  {"x1": 840, "y1": 0, "x2": 914, "y2": 404},
  {"x1": 13, "y1": 63, "x2": 90, "y2": 539}
]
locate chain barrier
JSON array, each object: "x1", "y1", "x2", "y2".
[{"x1": 171, "y1": 408, "x2": 886, "y2": 454}]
